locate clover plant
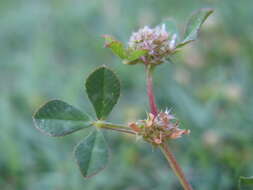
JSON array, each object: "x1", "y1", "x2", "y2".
[{"x1": 33, "y1": 8, "x2": 214, "y2": 190}]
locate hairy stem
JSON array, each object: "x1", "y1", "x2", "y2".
[
  {"x1": 146, "y1": 65, "x2": 158, "y2": 116},
  {"x1": 160, "y1": 143, "x2": 193, "y2": 190}
]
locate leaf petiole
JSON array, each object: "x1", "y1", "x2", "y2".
[{"x1": 93, "y1": 121, "x2": 136, "y2": 135}]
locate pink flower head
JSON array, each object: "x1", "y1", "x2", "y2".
[{"x1": 128, "y1": 24, "x2": 176, "y2": 65}]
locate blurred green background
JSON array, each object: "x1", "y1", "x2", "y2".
[{"x1": 1, "y1": 0, "x2": 253, "y2": 189}]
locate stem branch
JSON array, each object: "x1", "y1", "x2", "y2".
[{"x1": 160, "y1": 143, "x2": 193, "y2": 190}]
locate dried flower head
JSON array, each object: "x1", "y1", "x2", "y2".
[
  {"x1": 129, "y1": 110, "x2": 190, "y2": 145},
  {"x1": 128, "y1": 25, "x2": 177, "y2": 65}
]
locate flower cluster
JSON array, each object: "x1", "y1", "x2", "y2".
[
  {"x1": 129, "y1": 110, "x2": 190, "y2": 145},
  {"x1": 128, "y1": 24, "x2": 177, "y2": 65}
]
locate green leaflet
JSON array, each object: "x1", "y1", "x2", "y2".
[
  {"x1": 74, "y1": 129, "x2": 109, "y2": 178},
  {"x1": 33, "y1": 100, "x2": 91, "y2": 137},
  {"x1": 85, "y1": 66, "x2": 120, "y2": 119},
  {"x1": 103, "y1": 35, "x2": 147, "y2": 64},
  {"x1": 177, "y1": 8, "x2": 214, "y2": 48},
  {"x1": 128, "y1": 50, "x2": 147, "y2": 61},
  {"x1": 104, "y1": 35, "x2": 128, "y2": 59}
]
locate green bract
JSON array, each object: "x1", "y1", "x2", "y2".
[{"x1": 33, "y1": 66, "x2": 120, "y2": 177}]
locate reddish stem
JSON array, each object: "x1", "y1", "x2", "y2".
[
  {"x1": 145, "y1": 64, "x2": 193, "y2": 190},
  {"x1": 160, "y1": 143, "x2": 194, "y2": 190},
  {"x1": 146, "y1": 65, "x2": 158, "y2": 116}
]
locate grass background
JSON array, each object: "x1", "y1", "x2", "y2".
[{"x1": 0, "y1": 0, "x2": 253, "y2": 189}]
